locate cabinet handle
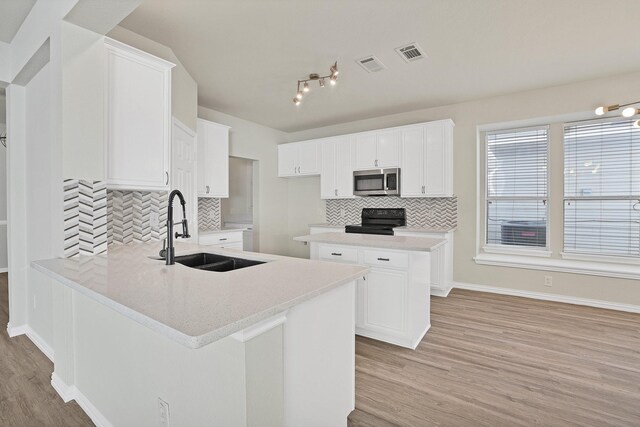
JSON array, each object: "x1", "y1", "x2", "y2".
[
  {"x1": 298, "y1": 166, "x2": 301, "y2": 174},
  {"x1": 219, "y1": 238, "x2": 227, "y2": 241},
  {"x1": 377, "y1": 257, "x2": 390, "y2": 262},
  {"x1": 335, "y1": 189, "x2": 338, "y2": 196},
  {"x1": 375, "y1": 159, "x2": 378, "y2": 167},
  {"x1": 331, "y1": 252, "x2": 342, "y2": 256},
  {"x1": 422, "y1": 185, "x2": 425, "y2": 194},
  {"x1": 206, "y1": 185, "x2": 210, "y2": 194},
  {"x1": 165, "y1": 171, "x2": 169, "y2": 185}
]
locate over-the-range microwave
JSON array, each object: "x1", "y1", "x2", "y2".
[{"x1": 353, "y1": 168, "x2": 400, "y2": 196}]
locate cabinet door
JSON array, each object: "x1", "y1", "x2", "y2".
[
  {"x1": 424, "y1": 123, "x2": 448, "y2": 196},
  {"x1": 196, "y1": 120, "x2": 209, "y2": 196},
  {"x1": 320, "y1": 138, "x2": 337, "y2": 199},
  {"x1": 400, "y1": 127, "x2": 424, "y2": 197},
  {"x1": 278, "y1": 144, "x2": 298, "y2": 177},
  {"x1": 297, "y1": 140, "x2": 320, "y2": 175},
  {"x1": 376, "y1": 130, "x2": 401, "y2": 168},
  {"x1": 354, "y1": 133, "x2": 377, "y2": 170},
  {"x1": 363, "y1": 268, "x2": 407, "y2": 334},
  {"x1": 335, "y1": 136, "x2": 355, "y2": 198},
  {"x1": 206, "y1": 123, "x2": 229, "y2": 198},
  {"x1": 106, "y1": 45, "x2": 171, "y2": 190}
]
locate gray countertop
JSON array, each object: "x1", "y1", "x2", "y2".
[
  {"x1": 309, "y1": 223, "x2": 456, "y2": 233},
  {"x1": 295, "y1": 232, "x2": 446, "y2": 251},
  {"x1": 32, "y1": 242, "x2": 368, "y2": 349}
]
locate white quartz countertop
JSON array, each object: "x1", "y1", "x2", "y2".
[
  {"x1": 308, "y1": 223, "x2": 456, "y2": 233},
  {"x1": 32, "y1": 242, "x2": 368, "y2": 349},
  {"x1": 199, "y1": 228, "x2": 248, "y2": 234},
  {"x1": 294, "y1": 232, "x2": 446, "y2": 251}
]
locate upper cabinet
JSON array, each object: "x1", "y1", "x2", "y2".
[
  {"x1": 321, "y1": 136, "x2": 355, "y2": 199},
  {"x1": 400, "y1": 120, "x2": 454, "y2": 197},
  {"x1": 104, "y1": 38, "x2": 175, "y2": 191},
  {"x1": 354, "y1": 129, "x2": 401, "y2": 170},
  {"x1": 197, "y1": 118, "x2": 230, "y2": 198},
  {"x1": 277, "y1": 140, "x2": 320, "y2": 177}
]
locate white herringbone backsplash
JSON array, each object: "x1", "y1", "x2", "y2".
[
  {"x1": 326, "y1": 196, "x2": 457, "y2": 229},
  {"x1": 107, "y1": 190, "x2": 167, "y2": 245},
  {"x1": 198, "y1": 198, "x2": 221, "y2": 231},
  {"x1": 63, "y1": 179, "x2": 108, "y2": 257}
]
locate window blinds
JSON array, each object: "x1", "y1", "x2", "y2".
[
  {"x1": 486, "y1": 126, "x2": 548, "y2": 247},
  {"x1": 564, "y1": 118, "x2": 640, "y2": 257}
]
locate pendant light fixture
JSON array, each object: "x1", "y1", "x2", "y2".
[{"x1": 292, "y1": 61, "x2": 339, "y2": 105}]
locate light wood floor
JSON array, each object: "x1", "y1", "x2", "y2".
[
  {"x1": 0, "y1": 273, "x2": 93, "y2": 426},
  {"x1": 349, "y1": 289, "x2": 640, "y2": 426},
  {"x1": 2, "y1": 274, "x2": 639, "y2": 426}
]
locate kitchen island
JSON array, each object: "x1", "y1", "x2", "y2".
[
  {"x1": 32, "y1": 242, "x2": 368, "y2": 427},
  {"x1": 295, "y1": 232, "x2": 445, "y2": 349}
]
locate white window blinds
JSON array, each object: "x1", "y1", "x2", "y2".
[
  {"x1": 563, "y1": 118, "x2": 640, "y2": 257},
  {"x1": 486, "y1": 126, "x2": 548, "y2": 248}
]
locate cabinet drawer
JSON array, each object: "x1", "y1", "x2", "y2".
[
  {"x1": 199, "y1": 231, "x2": 243, "y2": 246},
  {"x1": 318, "y1": 245, "x2": 358, "y2": 263},
  {"x1": 363, "y1": 250, "x2": 408, "y2": 269}
]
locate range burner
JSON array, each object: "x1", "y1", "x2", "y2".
[{"x1": 345, "y1": 208, "x2": 406, "y2": 236}]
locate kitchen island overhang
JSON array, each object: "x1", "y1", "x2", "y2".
[{"x1": 32, "y1": 241, "x2": 369, "y2": 427}]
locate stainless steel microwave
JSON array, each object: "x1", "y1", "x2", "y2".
[{"x1": 353, "y1": 168, "x2": 400, "y2": 196}]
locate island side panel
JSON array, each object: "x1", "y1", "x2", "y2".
[{"x1": 284, "y1": 280, "x2": 356, "y2": 427}]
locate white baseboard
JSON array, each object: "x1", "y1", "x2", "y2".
[
  {"x1": 430, "y1": 284, "x2": 453, "y2": 298},
  {"x1": 453, "y1": 282, "x2": 640, "y2": 314},
  {"x1": 51, "y1": 373, "x2": 114, "y2": 427},
  {"x1": 6, "y1": 323, "x2": 55, "y2": 362},
  {"x1": 0, "y1": 268, "x2": 8, "y2": 273}
]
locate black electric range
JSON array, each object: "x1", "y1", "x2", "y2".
[{"x1": 345, "y1": 208, "x2": 406, "y2": 236}]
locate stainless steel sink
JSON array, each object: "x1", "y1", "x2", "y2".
[{"x1": 173, "y1": 253, "x2": 265, "y2": 272}]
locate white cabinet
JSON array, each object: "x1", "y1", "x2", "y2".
[
  {"x1": 199, "y1": 230, "x2": 243, "y2": 250},
  {"x1": 400, "y1": 120, "x2": 454, "y2": 197},
  {"x1": 197, "y1": 119, "x2": 230, "y2": 198},
  {"x1": 104, "y1": 38, "x2": 174, "y2": 191},
  {"x1": 394, "y1": 229, "x2": 454, "y2": 297},
  {"x1": 278, "y1": 140, "x2": 320, "y2": 177},
  {"x1": 321, "y1": 136, "x2": 355, "y2": 199},
  {"x1": 354, "y1": 130, "x2": 400, "y2": 170},
  {"x1": 311, "y1": 242, "x2": 431, "y2": 349}
]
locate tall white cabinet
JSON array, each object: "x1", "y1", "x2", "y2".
[
  {"x1": 320, "y1": 136, "x2": 355, "y2": 199},
  {"x1": 197, "y1": 118, "x2": 230, "y2": 198},
  {"x1": 400, "y1": 120, "x2": 454, "y2": 197},
  {"x1": 104, "y1": 38, "x2": 175, "y2": 191}
]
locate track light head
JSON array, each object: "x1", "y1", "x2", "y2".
[
  {"x1": 319, "y1": 78, "x2": 325, "y2": 88},
  {"x1": 329, "y1": 74, "x2": 337, "y2": 85},
  {"x1": 296, "y1": 91, "x2": 303, "y2": 100},
  {"x1": 293, "y1": 97, "x2": 300, "y2": 105},
  {"x1": 622, "y1": 107, "x2": 639, "y2": 118},
  {"x1": 303, "y1": 82, "x2": 310, "y2": 93},
  {"x1": 634, "y1": 120, "x2": 640, "y2": 129},
  {"x1": 330, "y1": 62, "x2": 339, "y2": 77},
  {"x1": 595, "y1": 104, "x2": 620, "y2": 116}
]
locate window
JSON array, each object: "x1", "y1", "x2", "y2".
[
  {"x1": 485, "y1": 126, "x2": 549, "y2": 248},
  {"x1": 564, "y1": 118, "x2": 640, "y2": 257}
]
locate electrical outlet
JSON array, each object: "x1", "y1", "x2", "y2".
[
  {"x1": 150, "y1": 212, "x2": 159, "y2": 230},
  {"x1": 158, "y1": 398, "x2": 170, "y2": 427},
  {"x1": 544, "y1": 276, "x2": 553, "y2": 287}
]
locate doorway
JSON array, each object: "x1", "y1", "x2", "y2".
[{"x1": 221, "y1": 156, "x2": 257, "y2": 251}]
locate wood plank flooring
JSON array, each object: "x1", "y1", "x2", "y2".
[
  {"x1": 349, "y1": 289, "x2": 640, "y2": 426},
  {"x1": 2, "y1": 273, "x2": 639, "y2": 426},
  {"x1": 0, "y1": 273, "x2": 93, "y2": 427}
]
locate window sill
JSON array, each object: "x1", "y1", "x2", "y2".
[
  {"x1": 474, "y1": 252, "x2": 640, "y2": 280},
  {"x1": 483, "y1": 245, "x2": 551, "y2": 258},
  {"x1": 560, "y1": 252, "x2": 640, "y2": 266}
]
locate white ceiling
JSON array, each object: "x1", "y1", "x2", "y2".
[
  {"x1": 0, "y1": 0, "x2": 37, "y2": 43},
  {"x1": 120, "y1": 0, "x2": 640, "y2": 132}
]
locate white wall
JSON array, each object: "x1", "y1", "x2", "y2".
[
  {"x1": 285, "y1": 70, "x2": 640, "y2": 307},
  {"x1": 222, "y1": 157, "x2": 254, "y2": 224},
  {"x1": 198, "y1": 106, "x2": 289, "y2": 255}
]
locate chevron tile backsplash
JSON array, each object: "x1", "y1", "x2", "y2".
[
  {"x1": 63, "y1": 179, "x2": 108, "y2": 257},
  {"x1": 326, "y1": 196, "x2": 457, "y2": 229},
  {"x1": 198, "y1": 198, "x2": 221, "y2": 231},
  {"x1": 107, "y1": 190, "x2": 167, "y2": 245}
]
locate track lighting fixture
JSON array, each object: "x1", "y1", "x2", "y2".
[
  {"x1": 292, "y1": 61, "x2": 339, "y2": 105},
  {"x1": 634, "y1": 120, "x2": 640, "y2": 129},
  {"x1": 594, "y1": 100, "x2": 640, "y2": 120}
]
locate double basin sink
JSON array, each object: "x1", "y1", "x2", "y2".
[{"x1": 174, "y1": 253, "x2": 265, "y2": 272}]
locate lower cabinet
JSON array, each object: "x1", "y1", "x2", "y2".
[
  {"x1": 313, "y1": 242, "x2": 431, "y2": 349},
  {"x1": 198, "y1": 230, "x2": 244, "y2": 250}
]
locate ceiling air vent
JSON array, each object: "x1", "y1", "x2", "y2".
[
  {"x1": 356, "y1": 55, "x2": 386, "y2": 73},
  {"x1": 395, "y1": 43, "x2": 427, "y2": 63}
]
